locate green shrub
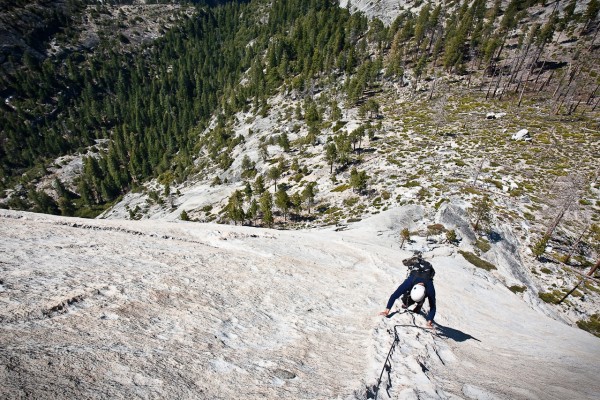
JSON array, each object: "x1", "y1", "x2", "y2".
[
  {"x1": 180, "y1": 210, "x2": 190, "y2": 221},
  {"x1": 485, "y1": 179, "x2": 503, "y2": 190},
  {"x1": 509, "y1": 285, "x2": 527, "y2": 293},
  {"x1": 532, "y1": 235, "x2": 549, "y2": 259},
  {"x1": 458, "y1": 250, "x2": 497, "y2": 271},
  {"x1": 577, "y1": 314, "x2": 600, "y2": 337},
  {"x1": 331, "y1": 184, "x2": 350, "y2": 192},
  {"x1": 538, "y1": 290, "x2": 564, "y2": 304},
  {"x1": 524, "y1": 212, "x2": 535, "y2": 221},
  {"x1": 343, "y1": 196, "x2": 359, "y2": 207},
  {"x1": 434, "y1": 198, "x2": 447, "y2": 210},
  {"x1": 474, "y1": 238, "x2": 491, "y2": 253},
  {"x1": 446, "y1": 229, "x2": 458, "y2": 244},
  {"x1": 540, "y1": 267, "x2": 552, "y2": 274},
  {"x1": 427, "y1": 223, "x2": 446, "y2": 236},
  {"x1": 403, "y1": 180, "x2": 420, "y2": 187}
]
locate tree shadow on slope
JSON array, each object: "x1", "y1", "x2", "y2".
[{"x1": 434, "y1": 323, "x2": 481, "y2": 342}]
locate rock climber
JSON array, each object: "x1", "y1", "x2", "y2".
[{"x1": 380, "y1": 251, "x2": 437, "y2": 328}]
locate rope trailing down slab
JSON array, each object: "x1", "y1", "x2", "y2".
[{"x1": 368, "y1": 311, "x2": 436, "y2": 399}]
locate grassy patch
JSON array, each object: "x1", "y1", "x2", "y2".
[
  {"x1": 434, "y1": 198, "x2": 448, "y2": 210},
  {"x1": 343, "y1": 196, "x2": 359, "y2": 207},
  {"x1": 509, "y1": 285, "x2": 527, "y2": 293},
  {"x1": 458, "y1": 250, "x2": 497, "y2": 271},
  {"x1": 577, "y1": 314, "x2": 600, "y2": 338},
  {"x1": 474, "y1": 238, "x2": 491, "y2": 253},
  {"x1": 331, "y1": 184, "x2": 351, "y2": 192},
  {"x1": 538, "y1": 290, "x2": 565, "y2": 304},
  {"x1": 402, "y1": 180, "x2": 420, "y2": 187}
]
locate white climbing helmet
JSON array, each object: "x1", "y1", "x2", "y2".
[{"x1": 410, "y1": 283, "x2": 426, "y2": 302}]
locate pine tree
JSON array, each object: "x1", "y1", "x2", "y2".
[
  {"x1": 325, "y1": 142, "x2": 338, "y2": 174},
  {"x1": 275, "y1": 187, "x2": 290, "y2": 222},
  {"x1": 244, "y1": 181, "x2": 253, "y2": 201},
  {"x1": 259, "y1": 191, "x2": 273, "y2": 227},
  {"x1": 349, "y1": 168, "x2": 368, "y2": 194},
  {"x1": 267, "y1": 165, "x2": 282, "y2": 191},
  {"x1": 253, "y1": 175, "x2": 266, "y2": 195},
  {"x1": 301, "y1": 181, "x2": 318, "y2": 214},
  {"x1": 247, "y1": 198, "x2": 259, "y2": 226},
  {"x1": 290, "y1": 192, "x2": 302, "y2": 218},
  {"x1": 470, "y1": 195, "x2": 492, "y2": 232},
  {"x1": 180, "y1": 210, "x2": 190, "y2": 221},
  {"x1": 279, "y1": 132, "x2": 290, "y2": 152},
  {"x1": 226, "y1": 190, "x2": 245, "y2": 225}
]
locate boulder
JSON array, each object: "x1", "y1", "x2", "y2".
[{"x1": 512, "y1": 129, "x2": 531, "y2": 141}]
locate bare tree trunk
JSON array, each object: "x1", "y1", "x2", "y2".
[
  {"x1": 558, "y1": 261, "x2": 599, "y2": 304},
  {"x1": 500, "y1": 55, "x2": 521, "y2": 99},
  {"x1": 485, "y1": 65, "x2": 497, "y2": 100},
  {"x1": 586, "y1": 83, "x2": 599, "y2": 105},
  {"x1": 473, "y1": 158, "x2": 485, "y2": 186},
  {"x1": 429, "y1": 76, "x2": 437, "y2": 100},
  {"x1": 554, "y1": 85, "x2": 573, "y2": 115},
  {"x1": 569, "y1": 97, "x2": 582, "y2": 115},
  {"x1": 564, "y1": 226, "x2": 590, "y2": 264},
  {"x1": 517, "y1": 66, "x2": 533, "y2": 107},
  {"x1": 510, "y1": 41, "x2": 532, "y2": 87},
  {"x1": 539, "y1": 70, "x2": 554, "y2": 92},
  {"x1": 533, "y1": 59, "x2": 547, "y2": 86},
  {"x1": 553, "y1": 63, "x2": 570, "y2": 98},
  {"x1": 545, "y1": 193, "x2": 576, "y2": 238},
  {"x1": 593, "y1": 96, "x2": 600, "y2": 112}
]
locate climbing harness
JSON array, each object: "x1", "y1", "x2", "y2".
[{"x1": 368, "y1": 311, "x2": 437, "y2": 399}]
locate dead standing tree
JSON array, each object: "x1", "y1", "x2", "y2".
[
  {"x1": 559, "y1": 225, "x2": 600, "y2": 303},
  {"x1": 533, "y1": 173, "x2": 586, "y2": 259}
]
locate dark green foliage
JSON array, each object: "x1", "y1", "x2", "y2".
[
  {"x1": 5, "y1": 0, "x2": 597, "y2": 221},
  {"x1": 301, "y1": 181, "x2": 318, "y2": 214},
  {"x1": 259, "y1": 191, "x2": 273, "y2": 227},
  {"x1": 325, "y1": 142, "x2": 337, "y2": 174},
  {"x1": 470, "y1": 195, "x2": 492, "y2": 232},
  {"x1": 4, "y1": 0, "x2": 368, "y2": 216},
  {"x1": 247, "y1": 198, "x2": 259, "y2": 225},
  {"x1": 532, "y1": 235, "x2": 550, "y2": 259},
  {"x1": 180, "y1": 209, "x2": 190, "y2": 221},
  {"x1": 28, "y1": 188, "x2": 59, "y2": 215},
  {"x1": 226, "y1": 190, "x2": 245, "y2": 225},
  {"x1": 349, "y1": 167, "x2": 368, "y2": 194},
  {"x1": 274, "y1": 187, "x2": 290, "y2": 221}
]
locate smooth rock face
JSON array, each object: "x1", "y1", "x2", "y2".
[{"x1": 1, "y1": 209, "x2": 599, "y2": 400}]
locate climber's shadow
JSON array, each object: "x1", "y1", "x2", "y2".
[{"x1": 434, "y1": 323, "x2": 481, "y2": 342}]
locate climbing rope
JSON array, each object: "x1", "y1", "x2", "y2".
[{"x1": 368, "y1": 311, "x2": 436, "y2": 400}]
